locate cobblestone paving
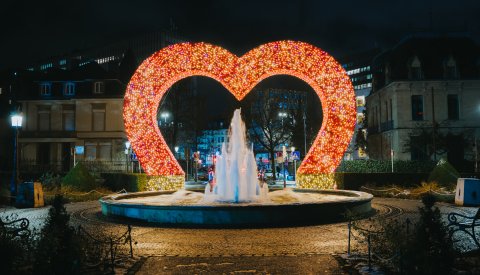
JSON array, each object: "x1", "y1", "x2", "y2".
[
  {"x1": 1, "y1": 198, "x2": 478, "y2": 274},
  {"x1": 136, "y1": 254, "x2": 346, "y2": 275}
]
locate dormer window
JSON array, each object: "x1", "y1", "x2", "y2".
[
  {"x1": 63, "y1": 82, "x2": 75, "y2": 96},
  {"x1": 408, "y1": 56, "x2": 423, "y2": 80},
  {"x1": 40, "y1": 82, "x2": 52, "y2": 96},
  {"x1": 93, "y1": 81, "x2": 105, "y2": 94},
  {"x1": 444, "y1": 56, "x2": 458, "y2": 79}
]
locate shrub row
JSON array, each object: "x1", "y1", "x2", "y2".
[
  {"x1": 101, "y1": 172, "x2": 149, "y2": 192},
  {"x1": 337, "y1": 160, "x2": 436, "y2": 173},
  {"x1": 335, "y1": 172, "x2": 430, "y2": 190}
]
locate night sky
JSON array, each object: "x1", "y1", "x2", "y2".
[{"x1": 1, "y1": 0, "x2": 478, "y2": 70}]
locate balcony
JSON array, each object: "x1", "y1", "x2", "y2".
[
  {"x1": 380, "y1": 120, "x2": 394, "y2": 132},
  {"x1": 367, "y1": 126, "x2": 379, "y2": 134},
  {"x1": 19, "y1": 130, "x2": 77, "y2": 138}
]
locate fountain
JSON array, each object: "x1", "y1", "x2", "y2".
[
  {"x1": 100, "y1": 109, "x2": 373, "y2": 226},
  {"x1": 203, "y1": 109, "x2": 268, "y2": 203}
]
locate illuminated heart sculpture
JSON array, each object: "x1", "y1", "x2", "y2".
[{"x1": 124, "y1": 41, "x2": 356, "y2": 188}]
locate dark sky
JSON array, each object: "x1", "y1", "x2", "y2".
[{"x1": 1, "y1": 0, "x2": 479, "y2": 70}]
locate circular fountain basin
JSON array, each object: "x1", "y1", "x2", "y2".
[{"x1": 100, "y1": 189, "x2": 373, "y2": 226}]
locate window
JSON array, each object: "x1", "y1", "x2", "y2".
[
  {"x1": 85, "y1": 143, "x2": 97, "y2": 160},
  {"x1": 411, "y1": 95, "x2": 424, "y2": 121},
  {"x1": 409, "y1": 56, "x2": 423, "y2": 80},
  {"x1": 444, "y1": 56, "x2": 458, "y2": 79},
  {"x1": 40, "y1": 83, "x2": 51, "y2": 96},
  {"x1": 410, "y1": 135, "x2": 428, "y2": 160},
  {"x1": 37, "y1": 105, "x2": 51, "y2": 131},
  {"x1": 447, "y1": 94, "x2": 459, "y2": 120},
  {"x1": 98, "y1": 143, "x2": 112, "y2": 160},
  {"x1": 63, "y1": 82, "x2": 75, "y2": 96},
  {"x1": 92, "y1": 103, "x2": 106, "y2": 131},
  {"x1": 62, "y1": 104, "x2": 75, "y2": 131},
  {"x1": 356, "y1": 113, "x2": 365, "y2": 124},
  {"x1": 93, "y1": 81, "x2": 105, "y2": 94}
]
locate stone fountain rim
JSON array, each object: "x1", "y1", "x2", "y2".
[{"x1": 99, "y1": 188, "x2": 373, "y2": 209}]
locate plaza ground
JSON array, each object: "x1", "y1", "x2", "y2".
[{"x1": 1, "y1": 197, "x2": 477, "y2": 274}]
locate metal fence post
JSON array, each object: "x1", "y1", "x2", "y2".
[
  {"x1": 110, "y1": 237, "x2": 115, "y2": 273},
  {"x1": 347, "y1": 220, "x2": 351, "y2": 256},
  {"x1": 367, "y1": 233, "x2": 371, "y2": 271},
  {"x1": 128, "y1": 225, "x2": 133, "y2": 258}
]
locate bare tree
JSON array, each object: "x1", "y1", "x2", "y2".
[{"x1": 243, "y1": 91, "x2": 295, "y2": 180}]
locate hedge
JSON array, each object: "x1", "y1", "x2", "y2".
[
  {"x1": 101, "y1": 173, "x2": 149, "y2": 192},
  {"x1": 337, "y1": 172, "x2": 430, "y2": 190},
  {"x1": 337, "y1": 160, "x2": 436, "y2": 173},
  {"x1": 101, "y1": 173, "x2": 184, "y2": 192}
]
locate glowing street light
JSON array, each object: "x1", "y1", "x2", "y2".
[
  {"x1": 161, "y1": 112, "x2": 170, "y2": 125},
  {"x1": 278, "y1": 111, "x2": 287, "y2": 126},
  {"x1": 10, "y1": 112, "x2": 23, "y2": 203},
  {"x1": 125, "y1": 141, "x2": 131, "y2": 173}
]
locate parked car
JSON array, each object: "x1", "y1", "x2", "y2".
[
  {"x1": 264, "y1": 169, "x2": 273, "y2": 178},
  {"x1": 197, "y1": 168, "x2": 209, "y2": 181}
]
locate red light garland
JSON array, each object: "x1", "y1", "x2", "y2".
[{"x1": 124, "y1": 41, "x2": 356, "y2": 183}]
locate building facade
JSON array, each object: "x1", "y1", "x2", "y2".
[
  {"x1": 366, "y1": 35, "x2": 480, "y2": 171},
  {"x1": 16, "y1": 63, "x2": 128, "y2": 174},
  {"x1": 339, "y1": 48, "x2": 381, "y2": 160}
]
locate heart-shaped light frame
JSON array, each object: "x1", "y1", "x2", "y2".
[{"x1": 124, "y1": 41, "x2": 356, "y2": 188}]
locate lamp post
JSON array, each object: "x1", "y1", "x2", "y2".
[
  {"x1": 161, "y1": 112, "x2": 170, "y2": 125},
  {"x1": 278, "y1": 112, "x2": 287, "y2": 126},
  {"x1": 303, "y1": 111, "x2": 307, "y2": 158},
  {"x1": 291, "y1": 146, "x2": 296, "y2": 180},
  {"x1": 174, "y1": 146, "x2": 179, "y2": 159},
  {"x1": 10, "y1": 113, "x2": 23, "y2": 203},
  {"x1": 125, "y1": 141, "x2": 131, "y2": 173}
]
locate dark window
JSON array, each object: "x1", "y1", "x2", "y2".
[
  {"x1": 447, "y1": 94, "x2": 459, "y2": 120},
  {"x1": 411, "y1": 135, "x2": 428, "y2": 160},
  {"x1": 410, "y1": 67, "x2": 422, "y2": 80},
  {"x1": 92, "y1": 103, "x2": 106, "y2": 131},
  {"x1": 411, "y1": 95, "x2": 424, "y2": 121},
  {"x1": 38, "y1": 105, "x2": 51, "y2": 131},
  {"x1": 63, "y1": 105, "x2": 75, "y2": 131}
]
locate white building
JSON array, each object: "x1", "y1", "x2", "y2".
[{"x1": 366, "y1": 35, "x2": 480, "y2": 171}]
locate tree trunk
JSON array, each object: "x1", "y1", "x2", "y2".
[{"x1": 269, "y1": 149, "x2": 276, "y2": 181}]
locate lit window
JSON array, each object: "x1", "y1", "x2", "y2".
[
  {"x1": 63, "y1": 82, "x2": 75, "y2": 96},
  {"x1": 94, "y1": 82, "x2": 105, "y2": 94},
  {"x1": 40, "y1": 83, "x2": 52, "y2": 96},
  {"x1": 356, "y1": 113, "x2": 365, "y2": 124},
  {"x1": 356, "y1": 96, "x2": 365, "y2": 107}
]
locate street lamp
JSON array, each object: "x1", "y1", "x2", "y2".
[
  {"x1": 303, "y1": 111, "x2": 307, "y2": 157},
  {"x1": 174, "y1": 146, "x2": 179, "y2": 159},
  {"x1": 10, "y1": 112, "x2": 23, "y2": 203},
  {"x1": 125, "y1": 141, "x2": 131, "y2": 173},
  {"x1": 291, "y1": 146, "x2": 296, "y2": 180},
  {"x1": 161, "y1": 112, "x2": 170, "y2": 125},
  {"x1": 278, "y1": 112, "x2": 287, "y2": 126}
]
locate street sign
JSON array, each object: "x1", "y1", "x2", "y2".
[
  {"x1": 75, "y1": 146, "x2": 84, "y2": 155},
  {"x1": 291, "y1": 151, "x2": 300, "y2": 161}
]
